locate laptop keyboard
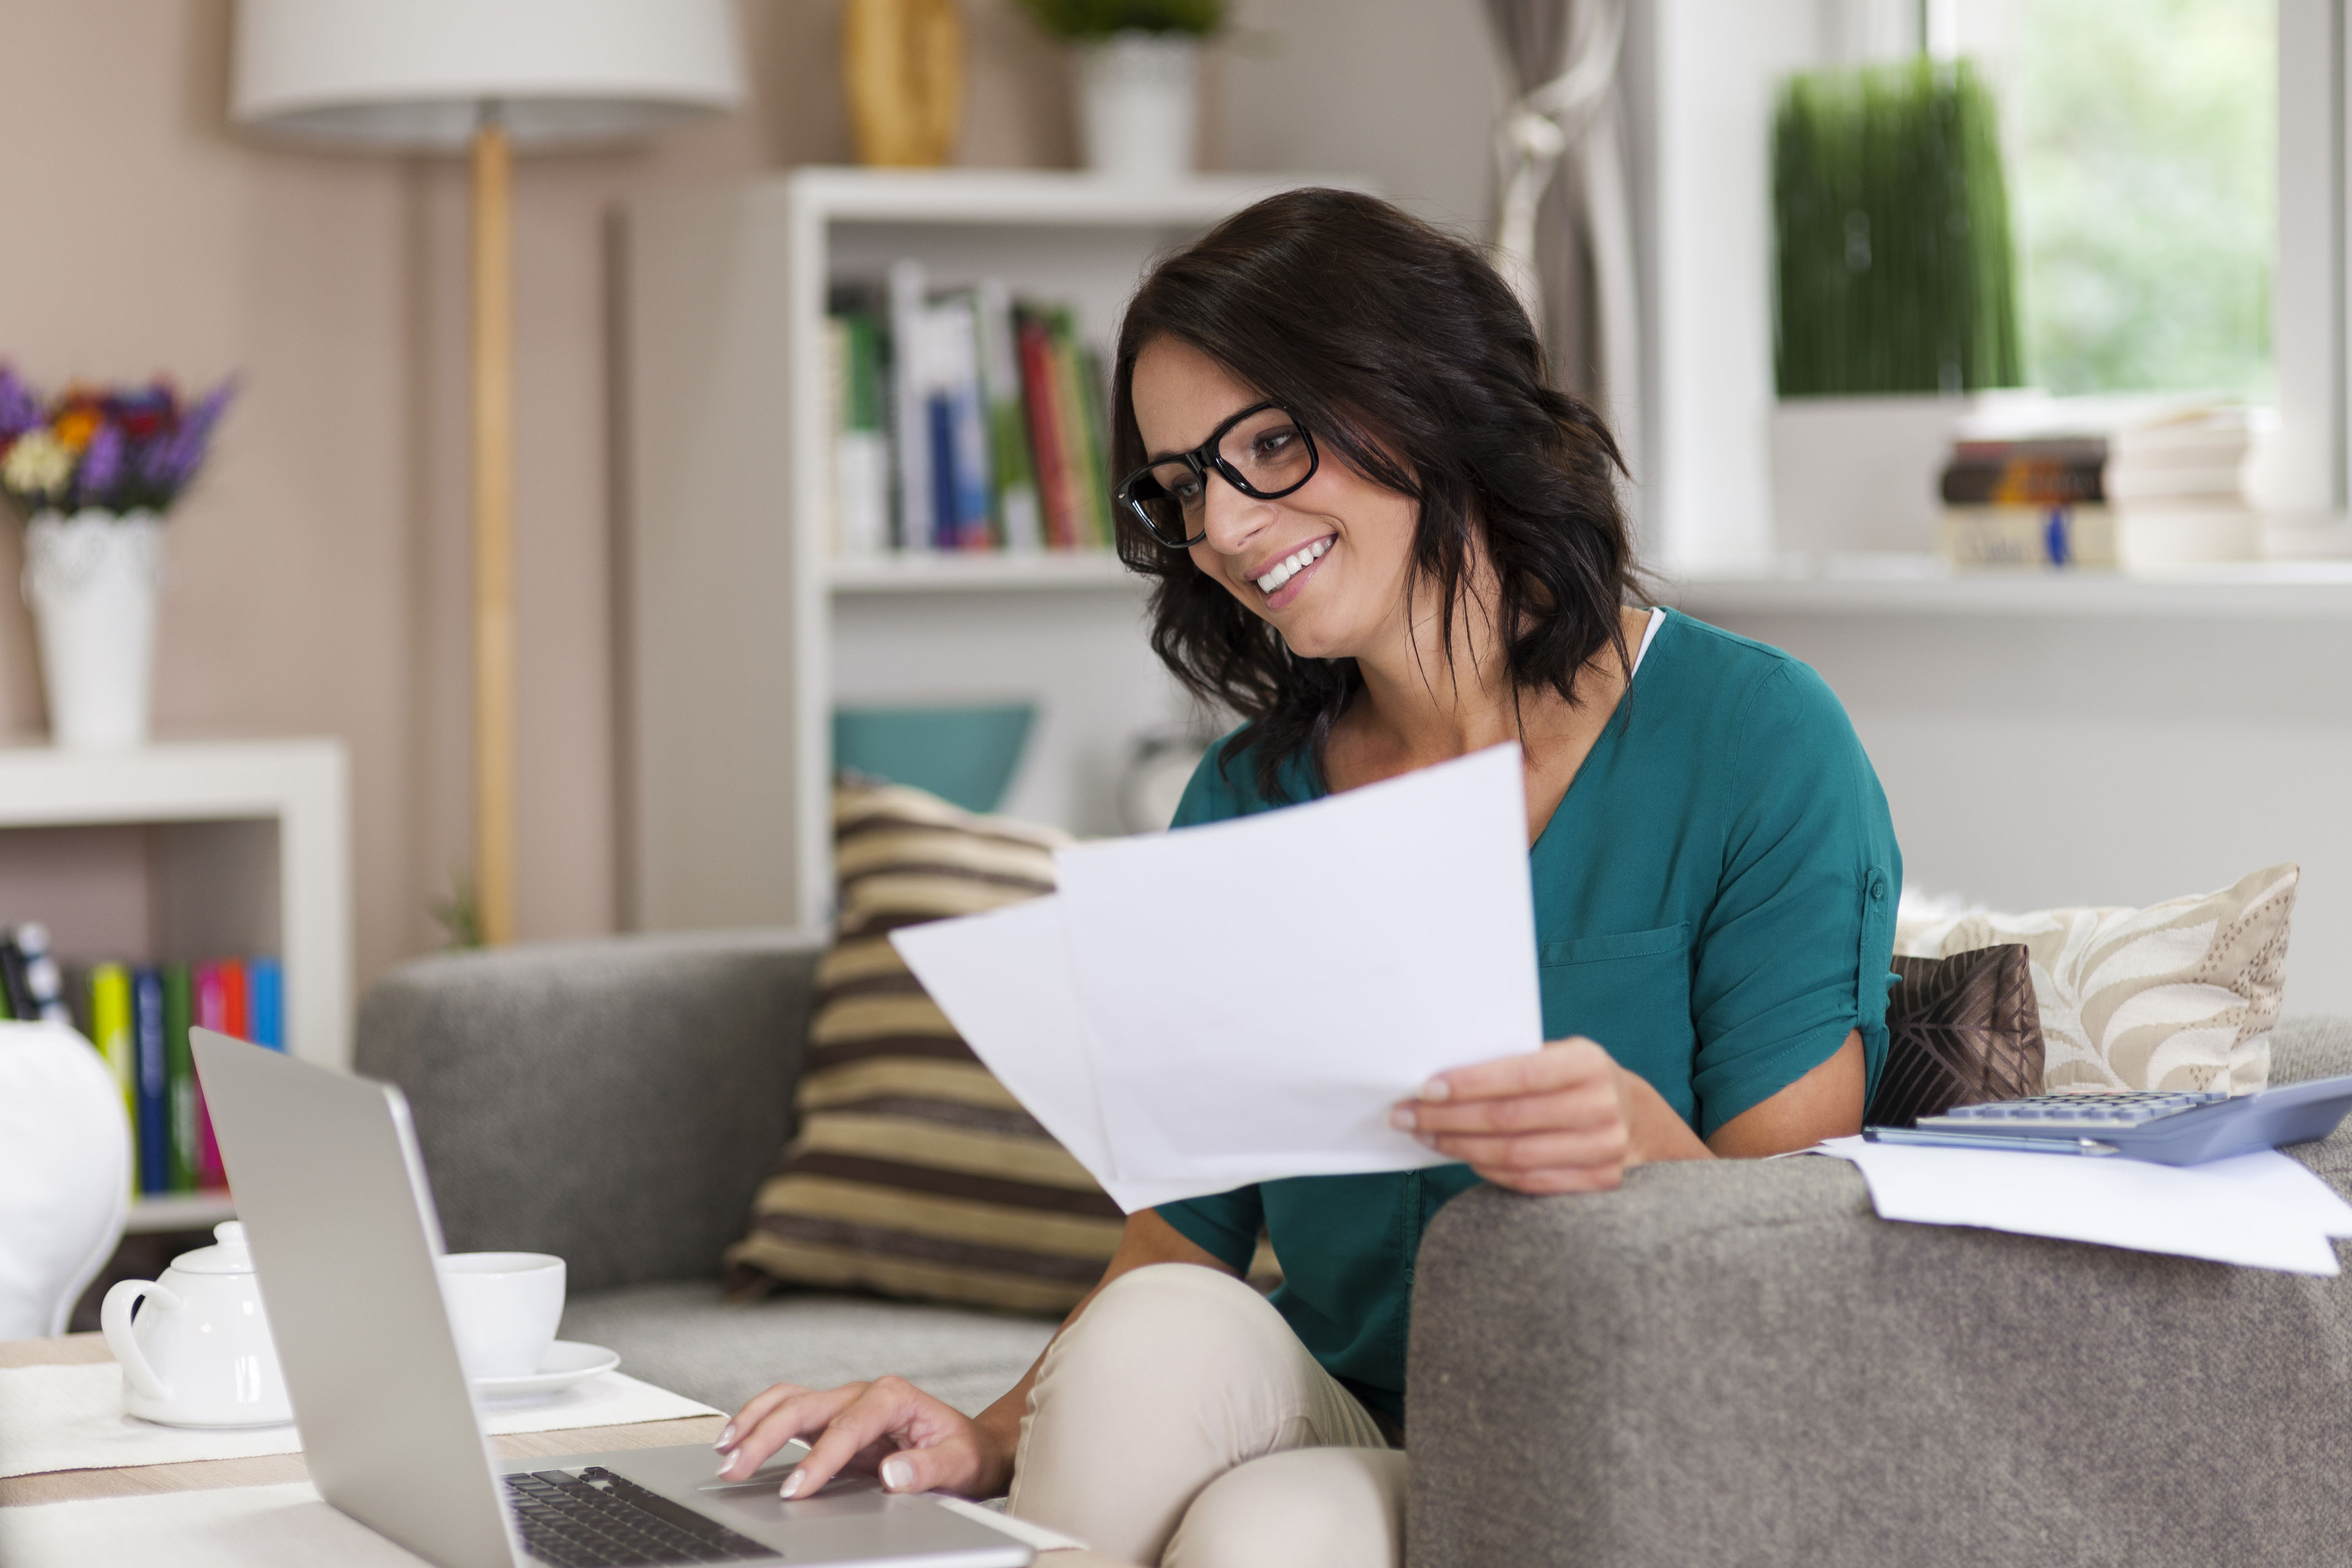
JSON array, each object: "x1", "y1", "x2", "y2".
[{"x1": 507, "y1": 1467, "x2": 775, "y2": 1565}]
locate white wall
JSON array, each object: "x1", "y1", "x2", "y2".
[
  {"x1": 1217, "y1": 0, "x2": 1501, "y2": 233},
  {"x1": 1685, "y1": 600, "x2": 2352, "y2": 1017}
]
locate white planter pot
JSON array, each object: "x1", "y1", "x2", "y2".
[
  {"x1": 21, "y1": 509, "x2": 164, "y2": 750},
  {"x1": 1075, "y1": 31, "x2": 1201, "y2": 179}
]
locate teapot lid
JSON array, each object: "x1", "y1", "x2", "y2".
[{"x1": 168, "y1": 1221, "x2": 257, "y2": 1276}]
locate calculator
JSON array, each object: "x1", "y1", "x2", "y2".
[{"x1": 1863, "y1": 1073, "x2": 2352, "y2": 1165}]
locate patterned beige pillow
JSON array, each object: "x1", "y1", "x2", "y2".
[{"x1": 1893, "y1": 863, "x2": 2297, "y2": 1095}]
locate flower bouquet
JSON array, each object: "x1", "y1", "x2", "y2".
[{"x1": 1, "y1": 368, "x2": 236, "y2": 750}]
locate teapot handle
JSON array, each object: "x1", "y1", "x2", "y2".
[{"x1": 100, "y1": 1280, "x2": 182, "y2": 1402}]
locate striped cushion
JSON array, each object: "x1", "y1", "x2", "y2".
[{"x1": 724, "y1": 782, "x2": 1125, "y2": 1315}]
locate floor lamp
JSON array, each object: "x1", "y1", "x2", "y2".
[{"x1": 230, "y1": 0, "x2": 743, "y2": 945}]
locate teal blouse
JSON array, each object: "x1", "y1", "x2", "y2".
[{"x1": 1156, "y1": 610, "x2": 1901, "y2": 1424}]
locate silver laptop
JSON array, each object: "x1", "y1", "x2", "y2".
[{"x1": 192, "y1": 1028, "x2": 1033, "y2": 1568}]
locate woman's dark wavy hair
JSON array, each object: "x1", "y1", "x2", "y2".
[{"x1": 1111, "y1": 187, "x2": 1641, "y2": 799}]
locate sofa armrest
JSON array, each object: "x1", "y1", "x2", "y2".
[
  {"x1": 1406, "y1": 1127, "x2": 2352, "y2": 1568},
  {"x1": 355, "y1": 930, "x2": 821, "y2": 1292}
]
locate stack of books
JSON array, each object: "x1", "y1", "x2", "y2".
[
  {"x1": 827, "y1": 262, "x2": 1116, "y2": 558},
  {"x1": 1938, "y1": 403, "x2": 2264, "y2": 568},
  {"x1": 72, "y1": 953, "x2": 286, "y2": 1197}
]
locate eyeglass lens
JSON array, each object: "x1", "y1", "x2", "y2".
[{"x1": 1128, "y1": 407, "x2": 1313, "y2": 538}]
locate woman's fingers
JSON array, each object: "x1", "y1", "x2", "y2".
[
  {"x1": 1394, "y1": 1083, "x2": 1617, "y2": 1137},
  {"x1": 871, "y1": 1430, "x2": 981, "y2": 1496},
  {"x1": 1421, "y1": 1124, "x2": 1630, "y2": 1174},
  {"x1": 1415, "y1": 1037, "x2": 1612, "y2": 1106},
  {"x1": 782, "y1": 1377, "x2": 975, "y2": 1500},
  {"x1": 718, "y1": 1381, "x2": 814, "y2": 1456},
  {"x1": 716, "y1": 1383, "x2": 866, "y2": 1481},
  {"x1": 1389, "y1": 1038, "x2": 1644, "y2": 1193}
]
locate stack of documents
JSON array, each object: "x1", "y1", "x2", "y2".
[
  {"x1": 1815, "y1": 1136, "x2": 2352, "y2": 1275},
  {"x1": 893, "y1": 745, "x2": 1545, "y2": 1211}
]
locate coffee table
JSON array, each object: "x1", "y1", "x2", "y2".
[
  {"x1": 1, "y1": 1333, "x2": 1125, "y2": 1566},
  {"x1": 0, "y1": 1330, "x2": 722, "y2": 1510}
]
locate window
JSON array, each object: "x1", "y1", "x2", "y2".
[{"x1": 2008, "y1": 0, "x2": 2277, "y2": 399}]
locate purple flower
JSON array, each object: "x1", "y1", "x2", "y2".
[
  {"x1": 0, "y1": 368, "x2": 41, "y2": 440},
  {"x1": 77, "y1": 422, "x2": 125, "y2": 506},
  {"x1": 134, "y1": 378, "x2": 236, "y2": 500}
]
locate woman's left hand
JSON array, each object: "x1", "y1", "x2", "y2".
[{"x1": 1389, "y1": 1036, "x2": 1696, "y2": 1194}]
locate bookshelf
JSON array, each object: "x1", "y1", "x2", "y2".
[
  {"x1": 620, "y1": 168, "x2": 1367, "y2": 933},
  {"x1": 0, "y1": 739, "x2": 352, "y2": 1233}
]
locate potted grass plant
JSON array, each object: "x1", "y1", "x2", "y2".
[
  {"x1": 0, "y1": 370, "x2": 233, "y2": 749},
  {"x1": 1017, "y1": 0, "x2": 1227, "y2": 177},
  {"x1": 1768, "y1": 58, "x2": 2023, "y2": 554}
]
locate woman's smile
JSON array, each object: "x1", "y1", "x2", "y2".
[{"x1": 1251, "y1": 534, "x2": 1334, "y2": 605}]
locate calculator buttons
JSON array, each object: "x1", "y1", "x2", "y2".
[{"x1": 1920, "y1": 1090, "x2": 2226, "y2": 1133}]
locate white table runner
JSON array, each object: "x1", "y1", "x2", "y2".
[
  {"x1": 0, "y1": 1361, "x2": 718, "y2": 1480},
  {"x1": 0, "y1": 1481, "x2": 430, "y2": 1567}
]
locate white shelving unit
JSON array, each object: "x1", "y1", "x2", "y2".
[
  {"x1": 1666, "y1": 553, "x2": 2352, "y2": 619},
  {"x1": 0, "y1": 739, "x2": 352, "y2": 1233},
  {"x1": 620, "y1": 168, "x2": 1365, "y2": 932}
]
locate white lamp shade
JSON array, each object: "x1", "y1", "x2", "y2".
[{"x1": 232, "y1": 0, "x2": 745, "y2": 150}]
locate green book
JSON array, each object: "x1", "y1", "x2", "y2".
[{"x1": 164, "y1": 964, "x2": 197, "y2": 1192}]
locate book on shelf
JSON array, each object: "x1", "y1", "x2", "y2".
[
  {"x1": 14, "y1": 923, "x2": 70, "y2": 1023},
  {"x1": 165, "y1": 964, "x2": 197, "y2": 1191},
  {"x1": 976, "y1": 278, "x2": 1044, "y2": 553},
  {"x1": 0, "y1": 932, "x2": 29, "y2": 1019},
  {"x1": 1938, "y1": 402, "x2": 2265, "y2": 569},
  {"x1": 826, "y1": 309, "x2": 891, "y2": 559},
  {"x1": 89, "y1": 961, "x2": 133, "y2": 1186},
  {"x1": 831, "y1": 261, "x2": 1117, "y2": 561},
  {"x1": 133, "y1": 968, "x2": 168, "y2": 1195},
  {"x1": 1939, "y1": 504, "x2": 2116, "y2": 567}
]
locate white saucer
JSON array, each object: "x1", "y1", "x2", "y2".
[{"x1": 472, "y1": 1340, "x2": 620, "y2": 1400}]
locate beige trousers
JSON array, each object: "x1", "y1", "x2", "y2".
[{"x1": 1007, "y1": 1264, "x2": 1408, "y2": 1568}]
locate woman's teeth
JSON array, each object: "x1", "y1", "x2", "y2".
[{"x1": 1256, "y1": 537, "x2": 1332, "y2": 594}]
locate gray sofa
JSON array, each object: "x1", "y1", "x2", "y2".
[{"x1": 359, "y1": 931, "x2": 2352, "y2": 1566}]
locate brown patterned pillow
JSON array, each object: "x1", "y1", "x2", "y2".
[
  {"x1": 723, "y1": 781, "x2": 1125, "y2": 1315},
  {"x1": 1866, "y1": 944, "x2": 2046, "y2": 1127}
]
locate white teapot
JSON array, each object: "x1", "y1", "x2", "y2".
[{"x1": 100, "y1": 1221, "x2": 292, "y2": 1427}]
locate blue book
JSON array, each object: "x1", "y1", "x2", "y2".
[
  {"x1": 133, "y1": 967, "x2": 168, "y2": 1194},
  {"x1": 247, "y1": 957, "x2": 284, "y2": 1050},
  {"x1": 928, "y1": 394, "x2": 958, "y2": 549}
]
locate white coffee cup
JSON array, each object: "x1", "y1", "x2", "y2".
[{"x1": 438, "y1": 1252, "x2": 565, "y2": 1381}]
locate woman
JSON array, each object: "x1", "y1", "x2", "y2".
[{"x1": 714, "y1": 190, "x2": 1900, "y2": 1567}]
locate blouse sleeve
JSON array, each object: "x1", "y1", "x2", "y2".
[
  {"x1": 1689, "y1": 659, "x2": 1901, "y2": 1136},
  {"x1": 1154, "y1": 1184, "x2": 1265, "y2": 1273}
]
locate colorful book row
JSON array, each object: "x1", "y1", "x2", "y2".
[
  {"x1": 827, "y1": 262, "x2": 1116, "y2": 558},
  {"x1": 81, "y1": 957, "x2": 285, "y2": 1196}
]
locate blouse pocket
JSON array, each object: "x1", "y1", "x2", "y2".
[
  {"x1": 1539, "y1": 922, "x2": 1691, "y2": 968},
  {"x1": 1535, "y1": 923, "x2": 1698, "y2": 1113}
]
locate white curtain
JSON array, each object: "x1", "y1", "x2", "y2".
[{"x1": 1485, "y1": 0, "x2": 1642, "y2": 493}]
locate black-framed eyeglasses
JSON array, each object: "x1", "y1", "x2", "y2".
[{"x1": 1115, "y1": 400, "x2": 1320, "y2": 549}]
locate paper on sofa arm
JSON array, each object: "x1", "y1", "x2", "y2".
[
  {"x1": 1815, "y1": 1136, "x2": 2352, "y2": 1275},
  {"x1": 891, "y1": 897, "x2": 1201, "y2": 1214}
]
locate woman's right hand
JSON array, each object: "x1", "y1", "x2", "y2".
[{"x1": 714, "y1": 1376, "x2": 1012, "y2": 1500}]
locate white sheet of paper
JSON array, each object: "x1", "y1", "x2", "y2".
[
  {"x1": 1814, "y1": 1136, "x2": 2352, "y2": 1275},
  {"x1": 1052, "y1": 743, "x2": 1544, "y2": 1186},
  {"x1": 890, "y1": 897, "x2": 1201, "y2": 1213}
]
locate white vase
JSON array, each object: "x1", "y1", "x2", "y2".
[
  {"x1": 1075, "y1": 31, "x2": 1201, "y2": 179},
  {"x1": 21, "y1": 508, "x2": 165, "y2": 750}
]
